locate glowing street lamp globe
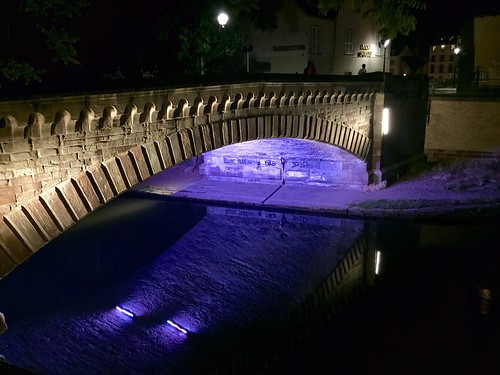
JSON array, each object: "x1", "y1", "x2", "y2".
[{"x1": 217, "y1": 12, "x2": 229, "y2": 28}]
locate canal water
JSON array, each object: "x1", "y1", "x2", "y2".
[{"x1": 0, "y1": 192, "x2": 499, "y2": 374}]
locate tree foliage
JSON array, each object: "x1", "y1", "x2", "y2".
[
  {"x1": 0, "y1": 0, "x2": 89, "y2": 85},
  {"x1": 178, "y1": 16, "x2": 244, "y2": 76},
  {"x1": 315, "y1": 0, "x2": 426, "y2": 38}
]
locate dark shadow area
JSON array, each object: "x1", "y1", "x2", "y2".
[
  {"x1": 0, "y1": 72, "x2": 384, "y2": 101},
  {"x1": 268, "y1": 222, "x2": 500, "y2": 375},
  {"x1": 0, "y1": 195, "x2": 206, "y2": 321}
]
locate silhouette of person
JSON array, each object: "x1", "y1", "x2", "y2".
[
  {"x1": 358, "y1": 64, "x2": 367, "y2": 75},
  {"x1": 0, "y1": 312, "x2": 6, "y2": 335},
  {"x1": 0, "y1": 312, "x2": 7, "y2": 362},
  {"x1": 304, "y1": 61, "x2": 316, "y2": 75}
]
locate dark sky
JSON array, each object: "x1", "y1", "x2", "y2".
[
  {"x1": 417, "y1": 0, "x2": 500, "y2": 37},
  {"x1": 406, "y1": 0, "x2": 500, "y2": 50}
]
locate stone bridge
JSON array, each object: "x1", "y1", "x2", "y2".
[{"x1": 0, "y1": 80, "x2": 393, "y2": 278}]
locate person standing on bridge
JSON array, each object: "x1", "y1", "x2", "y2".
[
  {"x1": 304, "y1": 61, "x2": 316, "y2": 75},
  {"x1": 0, "y1": 311, "x2": 7, "y2": 362}
]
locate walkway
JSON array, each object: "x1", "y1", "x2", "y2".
[{"x1": 133, "y1": 167, "x2": 500, "y2": 221}]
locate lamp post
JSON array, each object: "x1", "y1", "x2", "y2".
[
  {"x1": 217, "y1": 12, "x2": 229, "y2": 74},
  {"x1": 453, "y1": 46, "x2": 461, "y2": 88},
  {"x1": 382, "y1": 39, "x2": 390, "y2": 80}
]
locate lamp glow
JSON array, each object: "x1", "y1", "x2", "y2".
[
  {"x1": 382, "y1": 108, "x2": 389, "y2": 135},
  {"x1": 116, "y1": 306, "x2": 135, "y2": 318},
  {"x1": 217, "y1": 12, "x2": 229, "y2": 28},
  {"x1": 167, "y1": 320, "x2": 188, "y2": 334},
  {"x1": 375, "y1": 251, "x2": 381, "y2": 275}
]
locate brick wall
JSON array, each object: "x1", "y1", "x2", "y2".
[{"x1": 425, "y1": 98, "x2": 500, "y2": 163}]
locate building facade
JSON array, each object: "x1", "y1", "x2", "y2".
[
  {"x1": 241, "y1": 0, "x2": 387, "y2": 75},
  {"x1": 473, "y1": 15, "x2": 500, "y2": 87},
  {"x1": 427, "y1": 36, "x2": 461, "y2": 86}
]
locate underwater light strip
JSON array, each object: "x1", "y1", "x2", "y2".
[
  {"x1": 116, "y1": 306, "x2": 135, "y2": 318},
  {"x1": 166, "y1": 320, "x2": 188, "y2": 334}
]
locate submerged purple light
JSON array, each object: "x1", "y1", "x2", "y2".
[
  {"x1": 115, "y1": 306, "x2": 135, "y2": 318},
  {"x1": 166, "y1": 319, "x2": 188, "y2": 334}
]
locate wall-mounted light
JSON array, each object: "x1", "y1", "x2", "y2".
[
  {"x1": 382, "y1": 108, "x2": 389, "y2": 135},
  {"x1": 375, "y1": 251, "x2": 382, "y2": 275}
]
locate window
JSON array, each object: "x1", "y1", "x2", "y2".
[
  {"x1": 439, "y1": 64, "x2": 444, "y2": 73},
  {"x1": 449, "y1": 54, "x2": 454, "y2": 62},
  {"x1": 345, "y1": 29, "x2": 354, "y2": 55},
  {"x1": 448, "y1": 64, "x2": 453, "y2": 73},
  {"x1": 440, "y1": 55, "x2": 445, "y2": 62},
  {"x1": 431, "y1": 55, "x2": 436, "y2": 62},
  {"x1": 430, "y1": 65, "x2": 435, "y2": 73},
  {"x1": 310, "y1": 25, "x2": 322, "y2": 54}
]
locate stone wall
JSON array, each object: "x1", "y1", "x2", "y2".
[
  {"x1": 0, "y1": 82, "x2": 380, "y2": 279},
  {"x1": 425, "y1": 97, "x2": 500, "y2": 163}
]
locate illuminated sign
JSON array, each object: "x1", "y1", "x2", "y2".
[{"x1": 357, "y1": 44, "x2": 372, "y2": 58}]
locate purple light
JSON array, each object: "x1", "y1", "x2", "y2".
[
  {"x1": 166, "y1": 319, "x2": 188, "y2": 334},
  {"x1": 116, "y1": 306, "x2": 135, "y2": 318}
]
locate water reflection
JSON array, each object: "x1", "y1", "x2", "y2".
[{"x1": 0, "y1": 194, "x2": 498, "y2": 374}]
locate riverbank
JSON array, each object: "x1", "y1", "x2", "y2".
[{"x1": 132, "y1": 159, "x2": 500, "y2": 222}]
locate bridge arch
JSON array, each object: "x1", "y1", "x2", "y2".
[{"x1": 0, "y1": 83, "x2": 382, "y2": 278}]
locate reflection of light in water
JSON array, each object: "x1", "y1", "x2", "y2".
[{"x1": 375, "y1": 251, "x2": 381, "y2": 275}]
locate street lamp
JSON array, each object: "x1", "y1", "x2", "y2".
[
  {"x1": 217, "y1": 12, "x2": 229, "y2": 28},
  {"x1": 453, "y1": 46, "x2": 461, "y2": 88},
  {"x1": 217, "y1": 12, "x2": 229, "y2": 74}
]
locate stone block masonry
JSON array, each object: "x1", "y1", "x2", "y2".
[
  {"x1": 425, "y1": 98, "x2": 500, "y2": 163},
  {"x1": 0, "y1": 81, "x2": 381, "y2": 279}
]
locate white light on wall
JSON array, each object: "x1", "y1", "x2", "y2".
[
  {"x1": 375, "y1": 251, "x2": 382, "y2": 275},
  {"x1": 382, "y1": 108, "x2": 389, "y2": 135}
]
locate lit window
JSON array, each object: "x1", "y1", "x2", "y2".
[
  {"x1": 345, "y1": 29, "x2": 354, "y2": 55},
  {"x1": 310, "y1": 25, "x2": 322, "y2": 54},
  {"x1": 440, "y1": 44, "x2": 445, "y2": 50},
  {"x1": 450, "y1": 44, "x2": 456, "y2": 50}
]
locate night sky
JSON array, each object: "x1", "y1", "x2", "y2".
[{"x1": 402, "y1": 0, "x2": 500, "y2": 51}]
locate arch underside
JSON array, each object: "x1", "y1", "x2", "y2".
[{"x1": 0, "y1": 113, "x2": 371, "y2": 278}]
